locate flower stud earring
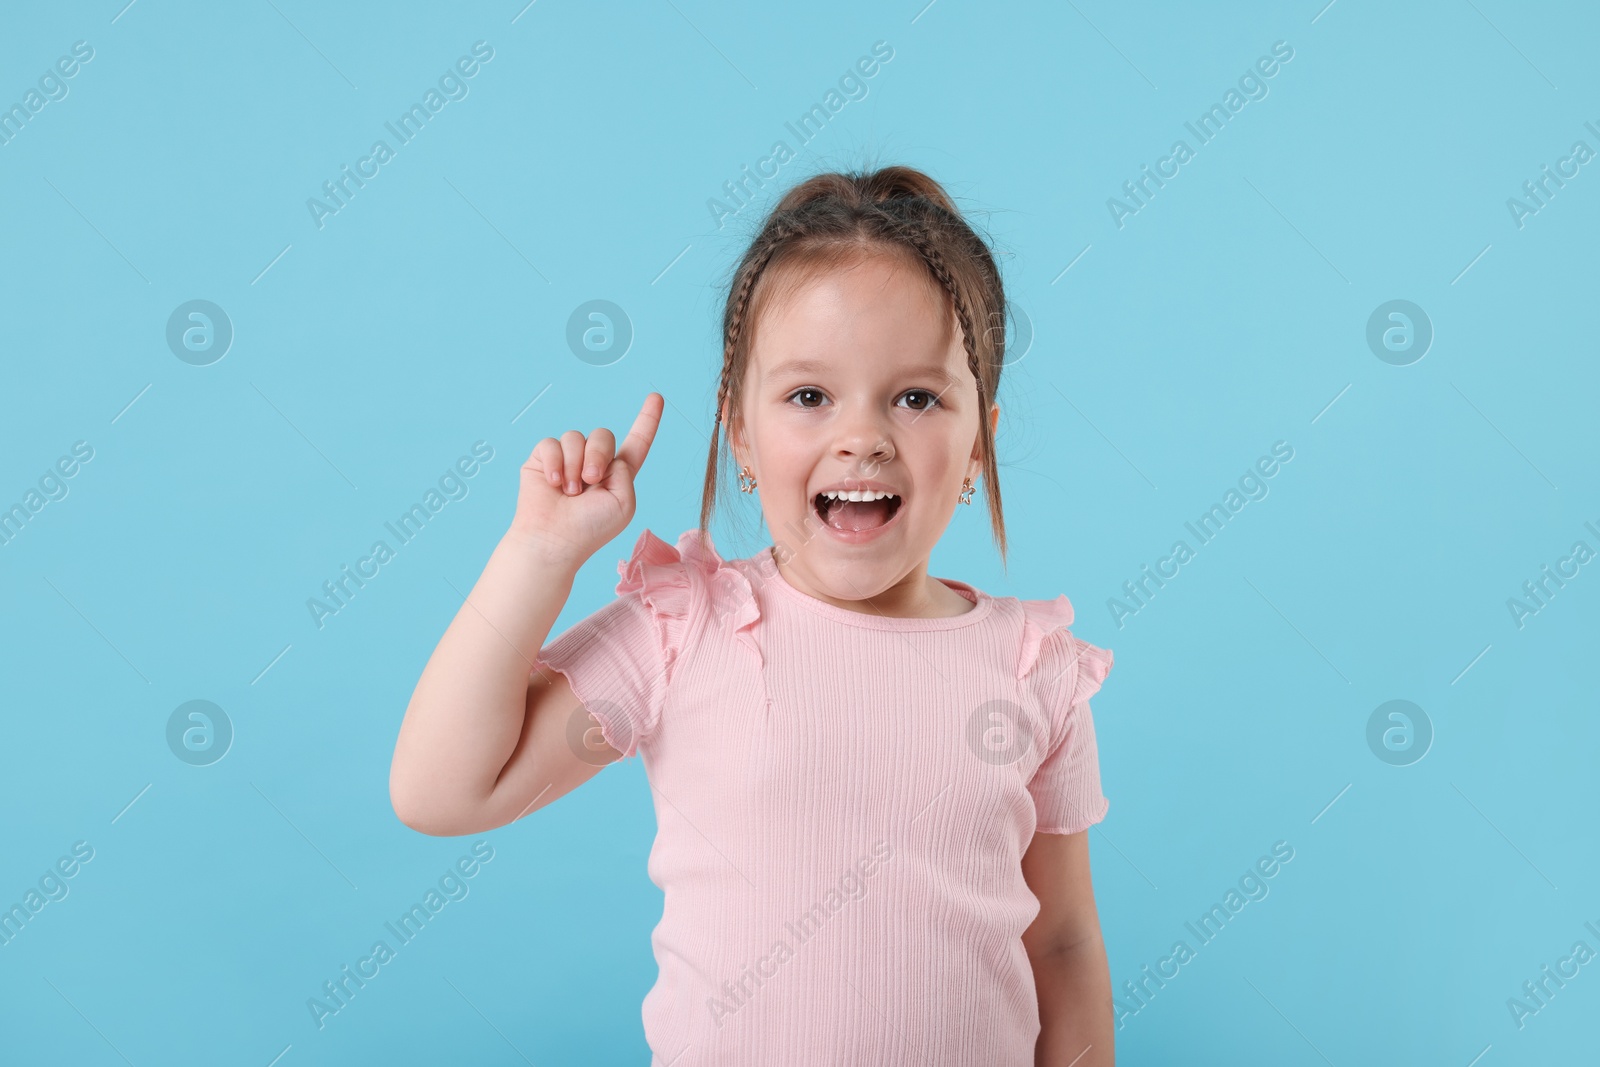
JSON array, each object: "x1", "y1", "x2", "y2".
[
  {"x1": 738, "y1": 465, "x2": 758, "y2": 493},
  {"x1": 958, "y1": 476, "x2": 975, "y2": 505}
]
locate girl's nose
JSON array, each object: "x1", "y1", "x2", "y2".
[{"x1": 834, "y1": 417, "x2": 895, "y2": 468}]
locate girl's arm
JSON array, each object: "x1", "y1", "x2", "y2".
[
  {"x1": 388, "y1": 394, "x2": 663, "y2": 837},
  {"x1": 389, "y1": 533, "x2": 617, "y2": 836},
  {"x1": 1022, "y1": 828, "x2": 1115, "y2": 1066}
]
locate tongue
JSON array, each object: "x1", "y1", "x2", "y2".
[{"x1": 825, "y1": 498, "x2": 894, "y2": 532}]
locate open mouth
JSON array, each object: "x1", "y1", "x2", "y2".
[{"x1": 813, "y1": 490, "x2": 903, "y2": 533}]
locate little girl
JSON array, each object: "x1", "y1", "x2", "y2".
[{"x1": 391, "y1": 166, "x2": 1116, "y2": 1066}]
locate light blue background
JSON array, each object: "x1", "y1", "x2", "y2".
[{"x1": 2, "y1": 1, "x2": 1596, "y2": 1064}]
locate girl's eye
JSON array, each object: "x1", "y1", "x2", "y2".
[{"x1": 784, "y1": 388, "x2": 942, "y2": 410}]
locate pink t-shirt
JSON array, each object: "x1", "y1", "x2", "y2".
[{"x1": 535, "y1": 527, "x2": 1113, "y2": 1066}]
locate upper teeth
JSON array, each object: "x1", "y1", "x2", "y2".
[{"x1": 821, "y1": 490, "x2": 898, "y2": 502}]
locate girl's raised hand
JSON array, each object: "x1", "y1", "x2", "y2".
[{"x1": 509, "y1": 392, "x2": 665, "y2": 565}]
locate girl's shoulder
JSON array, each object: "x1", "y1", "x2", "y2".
[
  {"x1": 613, "y1": 527, "x2": 762, "y2": 666},
  {"x1": 1009, "y1": 592, "x2": 1114, "y2": 707},
  {"x1": 614, "y1": 529, "x2": 1112, "y2": 704}
]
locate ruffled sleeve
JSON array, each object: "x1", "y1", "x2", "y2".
[
  {"x1": 1018, "y1": 595, "x2": 1113, "y2": 835},
  {"x1": 1017, "y1": 594, "x2": 1114, "y2": 708},
  {"x1": 611, "y1": 528, "x2": 695, "y2": 676},
  {"x1": 617, "y1": 528, "x2": 763, "y2": 670},
  {"x1": 534, "y1": 528, "x2": 760, "y2": 761}
]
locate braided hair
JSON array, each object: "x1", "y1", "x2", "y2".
[{"x1": 702, "y1": 165, "x2": 1011, "y2": 566}]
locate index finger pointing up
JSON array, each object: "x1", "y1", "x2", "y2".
[{"x1": 615, "y1": 392, "x2": 665, "y2": 477}]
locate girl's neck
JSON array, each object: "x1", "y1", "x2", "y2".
[{"x1": 767, "y1": 549, "x2": 975, "y2": 619}]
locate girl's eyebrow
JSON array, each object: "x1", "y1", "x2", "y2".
[
  {"x1": 765, "y1": 358, "x2": 834, "y2": 381},
  {"x1": 766, "y1": 357, "x2": 958, "y2": 386}
]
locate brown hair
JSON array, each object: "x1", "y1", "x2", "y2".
[{"x1": 699, "y1": 164, "x2": 1011, "y2": 566}]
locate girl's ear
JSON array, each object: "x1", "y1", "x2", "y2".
[{"x1": 970, "y1": 401, "x2": 1000, "y2": 467}]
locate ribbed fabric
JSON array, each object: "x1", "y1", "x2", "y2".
[{"x1": 535, "y1": 527, "x2": 1113, "y2": 1066}]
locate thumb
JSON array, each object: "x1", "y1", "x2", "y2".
[{"x1": 602, "y1": 452, "x2": 637, "y2": 501}]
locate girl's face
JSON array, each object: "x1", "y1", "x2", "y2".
[{"x1": 727, "y1": 250, "x2": 998, "y2": 615}]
